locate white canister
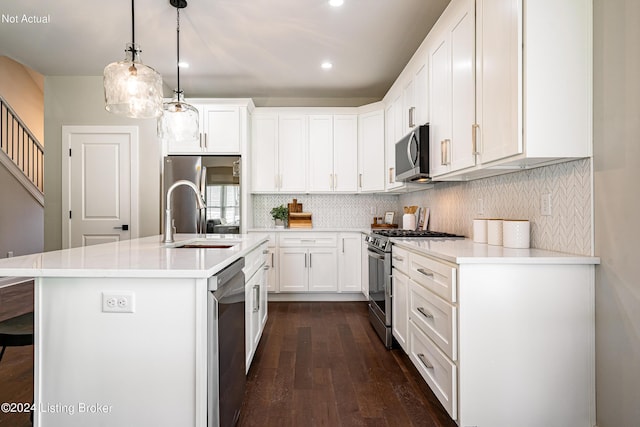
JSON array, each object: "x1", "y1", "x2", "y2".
[
  {"x1": 503, "y1": 220, "x2": 531, "y2": 248},
  {"x1": 473, "y1": 219, "x2": 488, "y2": 243},
  {"x1": 402, "y1": 213, "x2": 416, "y2": 230},
  {"x1": 487, "y1": 219, "x2": 503, "y2": 246}
]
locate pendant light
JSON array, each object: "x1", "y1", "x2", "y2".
[
  {"x1": 103, "y1": 0, "x2": 163, "y2": 119},
  {"x1": 158, "y1": 0, "x2": 199, "y2": 144}
]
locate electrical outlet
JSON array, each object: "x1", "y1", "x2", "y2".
[
  {"x1": 477, "y1": 198, "x2": 484, "y2": 216},
  {"x1": 541, "y1": 193, "x2": 552, "y2": 216},
  {"x1": 102, "y1": 292, "x2": 135, "y2": 313}
]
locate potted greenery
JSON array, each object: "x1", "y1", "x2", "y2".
[{"x1": 270, "y1": 205, "x2": 288, "y2": 228}]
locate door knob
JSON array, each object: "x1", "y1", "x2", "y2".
[{"x1": 113, "y1": 224, "x2": 129, "y2": 231}]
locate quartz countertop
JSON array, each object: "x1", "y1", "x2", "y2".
[
  {"x1": 391, "y1": 238, "x2": 600, "y2": 265},
  {"x1": 0, "y1": 234, "x2": 269, "y2": 279},
  {"x1": 248, "y1": 227, "x2": 369, "y2": 233}
]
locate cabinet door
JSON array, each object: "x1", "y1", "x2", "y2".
[
  {"x1": 308, "y1": 248, "x2": 338, "y2": 292},
  {"x1": 361, "y1": 235, "x2": 369, "y2": 297},
  {"x1": 392, "y1": 269, "x2": 409, "y2": 352},
  {"x1": 202, "y1": 105, "x2": 241, "y2": 154},
  {"x1": 414, "y1": 62, "x2": 429, "y2": 126},
  {"x1": 332, "y1": 115, "x2": 359, "y2": 192},
  {"x1": 278, "y1": 115, "x2": 307, "y2": 192},
  {"x1": 476, "y1": 0, "x2": 521, "y2": 164},
  {"x1": 266, "y1": 247, "x2": 278, "y2": 292},
  {"x1": 278, "y1": 248, "x2": 308, "y2": 292},
  {"x1": 245, "y1": 270, "x2": 260, "y2": 371},
  {"x1": 338, "y1": 233, "x2": 362, "y2": 292},
  {"x1": 358, "y1": 110, "x2": 385, "y2": 192},
  {"x1": 251, "y1": 114, "x2": 278, "y2": 192},
  {"x1": 449, "y1": 0, "x2": 476, "y2": 171},
  {"x1": 259, "y1": 267, "x2": 268, "y2": 329},
  {"x1": 403, "y1": 78, "x2": 416, "y2": 134},
  {"x1": 429, "y1": 34, "x2": 452, "y2": 177},
  {"x1": 385, "y1": 96, "x2": 404, "y2": 190},
  {"x1": 308, "y1": 115, "x2": 334, "y2": 192}
]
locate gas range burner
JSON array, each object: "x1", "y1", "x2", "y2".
[{"x1": 373, "y1": 229, "x2": 465, "y2": 239}]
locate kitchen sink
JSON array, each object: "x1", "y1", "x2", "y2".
[
  {"x1": 178, "y1": 244, "x2": 235, "y2": 249},
  {"x1": 171, "y1": 238, "x2": 242, "y2": 249}
]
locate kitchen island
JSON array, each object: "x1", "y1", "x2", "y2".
[{"x1": 0, "y1": 233, "x2": 269, "y2": 427}]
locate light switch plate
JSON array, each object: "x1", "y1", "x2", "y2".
[{"x1": 541, "y1": 193, "x2": 552, "y2": 216}]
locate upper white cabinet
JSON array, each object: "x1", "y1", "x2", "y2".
[
  {"x1": 440, "y1": 0, "x2": 592, "y2": 180},
  {"x1": 308, "y1": 114, "x2": 359, "y2": 192},
  {"x1": 251, "y1": 113, "x2": 307, "y2": 192},
  {"x1": 165, "y1": 99, "x2": 252, "y2": 155},
  {"x1": 358, "y1": 108, "x2": 385, "y2": 192},
  {"x1": 428, "y1": 0, "x2": 476, "y2": 177}
]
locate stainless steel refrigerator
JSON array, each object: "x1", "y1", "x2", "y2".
[{"x1": 163, "y1": 155, "x2": 241, "y2": 234}]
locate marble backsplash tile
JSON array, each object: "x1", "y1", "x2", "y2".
[
  {"x1": 399, "y1": 159, "x2": 592, "y2": 255},
  {"x1": 252, "y1": 194, "x2": 399, "y2": 229}
]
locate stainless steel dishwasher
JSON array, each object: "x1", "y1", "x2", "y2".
[{"x1": 208, "y1": 258, "x2": 245, "y2": 427}]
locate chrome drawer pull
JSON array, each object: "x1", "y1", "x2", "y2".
[
  {"x1": 417, "y1": 353, "x2": 434, "y2": 369},
  {"x1": 253, "y1": 285, "x2": 260, "y2": 312},
  {"x1": 417, "y1": 268, "x2": 435, "y2": 278},
  {"x1": 417, "y1": 307, "x2": 434, "y2": 319}
]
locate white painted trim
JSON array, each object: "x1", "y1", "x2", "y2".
[
  {"x1": 61, "y1": 126, "x2": 139, "y2": 249},
  {"x1": 0, "y1": 149, "x2": 44, "y2": 206}
]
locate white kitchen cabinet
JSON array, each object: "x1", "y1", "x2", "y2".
[
  {"x1": 439, "y1": 0, "x2": 592, "y2": 180},
  {"x1": 428, "y1": 0, "x2": 476, "y2": 177},
  {"x1": 358, "y1": 109, "x2": 385, "y2": 192},
  {"x1": 165, "y1": 100, "x2": 249, "y2": 155},
  {"x1": 391, "y1": 267, "x2": 409, "y2": 352},
  {"x1": 392, "y1": 241, "x2": 597, "y2": 426},
  {"x1": 266, "y1": 247, "x2": 277, "y2": 292},
  {"x1": 278, "y1": 233, "x2": 338, "y2": 293},
  {"x1": 251, "y1": 113, "x2": 307, "y2": 192},
  {"x1": 361, "y1": 234, "x2": 369, "y2": 297},
  {"x1": 308, "y1": 114, "x2": 358, "y2": 192},
  {"x1": 244, "y1": 242, "x2": 269, "y2": 372},
  {"x1": 338, "y1": 233, "x2": 362, "y2": 293},
  {"x1": 385, "y1": 95, "x2": 404, "y2": 191}
]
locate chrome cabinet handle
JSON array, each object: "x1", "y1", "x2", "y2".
[
  {"x1": 342, "y1": 238, "x2": 345, "y2": 253},
  {"x1": 440, "y1": 140, "x2": 446, "y2": 166},
  {"x1": 417, "y1": 268, "x2": 435, "y2": 278},
  {"x1": 445, "y1": 139, "x2": 451, "y2": 165},
  {"x1": 304, "y1": 253, "x2": 308, "y2": 268},
  {"x1": 389, "y1": 167, "x2": 394, "y2": 184},
  {"x1": 271, "y1": 252, "x2": 275, "y2": 267},
  {"x1": 199, "y1": 133, "x2": 203, "y2": 149},
  {"x1": 359, "y1": 173, "x2": 363, "y2": 188},
  {"x1": 417, "y1": 307, "x2": 434, "y2": 319},
  {"x1": 253, "y1": 285, "x2": 259, "y2": 312},
  {"x1": 409, "y1": 106, "x2": 416, "y2": 128},
  {"x1": 204, "y1": 133, "x2": 208, "y2": 150},
  {"x1": 417, "y1": 353, "x2": 434, "y2": 369},
  {"x1": 309, "y1": 253, "x2": 312, "y2": 268}
]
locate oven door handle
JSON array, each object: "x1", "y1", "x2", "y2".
[{"x1": 367, "y1": 249, "x2": 386, "y2": 260}]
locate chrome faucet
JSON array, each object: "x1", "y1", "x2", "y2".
[{"x1": 163, "y1": 180, "x2": 206, "y2": 243}]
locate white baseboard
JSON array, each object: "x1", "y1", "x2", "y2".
[{"x1": 267, "y1": 292, "x2": 367, "y2": 302}]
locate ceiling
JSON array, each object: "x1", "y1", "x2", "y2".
[{"x1": 0, "y1": 0, "x2": 451, "y2": 106}]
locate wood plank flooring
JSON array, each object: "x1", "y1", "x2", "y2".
[{"x1": 238, "y1": 302, "x2": 457, "y2": 427}]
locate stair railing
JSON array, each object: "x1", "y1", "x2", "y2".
[{"x1": 0, "y1": 96, "x2": 44, "y2": 193}]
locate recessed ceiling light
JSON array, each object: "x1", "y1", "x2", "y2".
[
  {"x1": 321, "y1": 62, "x2": 333, "y2": 70},
  {"x1": 329, "y1": 0, "x2": 344, "y2": 7},
  {"x1": 178, "y1": 61, "x2": 189, "y2": 68}
]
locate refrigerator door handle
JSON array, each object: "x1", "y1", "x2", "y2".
[{"x1": 199, "y1": 166, "x2": 207, "y2": 235}]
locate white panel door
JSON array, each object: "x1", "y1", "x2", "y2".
[
  {"x1": 278, "y1": 115, "x2": 307, "y2": 192},
  {"x1": 338, "y1": 233, "x2": 361, "y2": 292},
  {"x1": 202, "y1": 105, "x2": 241, "y2": 154},
  {"x1": 278, "y1": 248, "x2": 308, "y2": 292},
  {"x1": 62, "y1": 126, "x2": 138, "y2": 248},
  {"x1": 308, "y1": 248, "x2": 338, "y2": 292},
  {"x1": 358, "y1": 110, "x2": 385, "y2": 192},
  {"x1": 429, "y1": 36, "x2": 451, "y2": 176},
  {"x1": 251, "y1": 114, "x2": 279, "y2": 192}
]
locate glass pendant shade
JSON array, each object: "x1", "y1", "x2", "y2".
[
  {"x1": 159, "y1": 91, "x2": 199, "y2": 143},
  {"x1": 104, "y1": 43, "x2": 163, "y2": 119}
]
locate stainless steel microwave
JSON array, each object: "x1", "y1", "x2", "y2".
[{"x1": 395, "y1": 124, "x2": 430, "y2": 182}]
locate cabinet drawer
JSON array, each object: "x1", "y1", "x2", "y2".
[
  {"x1": 409, "y1": 321, "x2": 457, "y2": 420},
  {"x1": 244, "y1": 243, "x2": 268, "y2": 280},
  {"x1": 279, "y1": 233, "x2": 337, "y2": 248},
  {"x1": 391, "y1": 245, "x2": 410, "y2": 275},
  {"x1": 409, "y1": 281, "x2": 457, "y2": 360},
  {"x1": 409, "y1": 253, "x2": 457, "y2": 303}
]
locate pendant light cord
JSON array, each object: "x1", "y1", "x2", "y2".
[
  {"x1": 176, "y1": 8, "x2": 181, "y2": 94},
  {"x1": 131, "y1": 0, "x2": 136, "y2": 45}
]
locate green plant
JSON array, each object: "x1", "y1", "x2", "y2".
[{"x1": 270, "y1": 205, "x2": 289, "y2": 221}]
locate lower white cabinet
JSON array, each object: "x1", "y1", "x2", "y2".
[
  {"x1": 279, "y1": 247, "x2": 338, "y2": 292},
  {"x1": 391, "y1": 267, "x2": 409, "y2": 352},
  {"x1": 244, "y1": 242, "x2": 269, "y2": 371},
  {"x1": 392, "y1": 242, "x2": 597, "y2": 427},
  {"x1": 338, "y1": 233, "x2": 362, "y2": 292}
]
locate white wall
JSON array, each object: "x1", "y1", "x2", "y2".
[
  {"x1": 44, "y1": 76, "x2": 160, "y2": 251},
  {"x1": 593, "y1": 1, "x2": 640, "y2": 426}
]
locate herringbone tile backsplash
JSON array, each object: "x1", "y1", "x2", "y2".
[
  {"x1": 252, "y1": 159, "x2": 592, "y2": 256},
  {"x1": 399, "y1": 159, "x2": 593, "y2": 255}
]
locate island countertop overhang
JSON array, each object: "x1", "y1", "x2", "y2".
[{"x1": 0, "y1": 234, "x2": 269, "y2": 279}]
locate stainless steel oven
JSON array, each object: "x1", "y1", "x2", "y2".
[{"x1": 365, "y1": 234, "x2": 393, "y2": 349}]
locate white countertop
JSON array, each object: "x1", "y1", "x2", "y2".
[
  {"x1": 0, "y1": 234, "x2": 269, "y2": 279},
  {"x1": 391, "y1": 238, "x2": 601, "y2": 265},
  {"x1": 248, "y1": 227, "x2": 369, "y2": 233}
]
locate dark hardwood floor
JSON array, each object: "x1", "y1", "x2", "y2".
[
  {"x1": 238, "y1": 302, "x2": 457, "y2": 427},
  {"x1": 0, "y1": 293, "x2": 456, "y2": 427}
]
